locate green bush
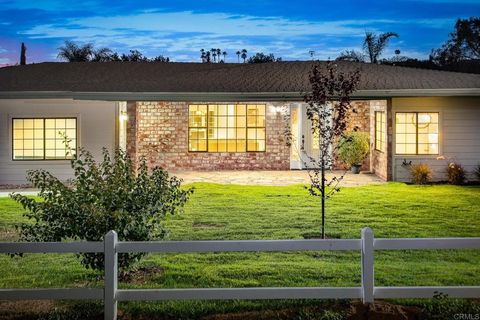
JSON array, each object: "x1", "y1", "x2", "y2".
[
  {"x1": 409, "y1": 163, "x2": 433, "y2": 185},
  {"x1": 337, "y1": 131, "x2": 370, "y2": 167},
  {"x1": 11, "y1": 148, "x2": 192, "y2": 271},
  {"x1": 446, "y1": 162, "x2": 466, "y2": 185}
]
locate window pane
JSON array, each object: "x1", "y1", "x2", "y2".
[
  {"x1": 236, "y1": 140, "x2": 246, "y2": 152},
  {"x1": 13, "y1": 119, "x2": 23, "y2": 129},
  {"x1": 236, "y1": 105, "x2": 246, "y2": 115},
  {"x1": 198, "y1": 140, "x2": 207, "y2": 152},
  {"x1": 256, "y1": 116, "x2": 265, "y2": 127},
  {"x1": 208, "y1": 140, "x2": 218, "y2": 152}
]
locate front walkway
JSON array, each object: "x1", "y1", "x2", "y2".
[
  {"x1": 0, "y1": 170, "x2": 384, "y2": 196},
  {"x1": 172, "y1": 170, "x2": 385, "y2": 186}
]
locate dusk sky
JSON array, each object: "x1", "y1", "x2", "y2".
[{"x1": 0, "y1": 0, "x2": 479, "y2": 66}]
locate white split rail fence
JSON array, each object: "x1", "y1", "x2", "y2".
[{"x1": 1, "y1": 227, "x2": 480, "y2": 320}]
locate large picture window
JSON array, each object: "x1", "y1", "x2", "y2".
[
  {"x1": 375, "y1": 111, "x2": 386, "y2": 152},
  {"x1": 395, "y1": 112, "x2": 438, "y2": 155},
  {"x1": 188, "y1": 104, "x2": 266, "y2": 152},
  {"x1": 12, "y1": 118, "x2": 77, "y2": 160}
]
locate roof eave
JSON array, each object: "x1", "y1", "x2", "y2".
[{"x1": 0, "y1": 88, "x2": 479, "y2": 101}]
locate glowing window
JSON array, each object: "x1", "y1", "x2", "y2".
[
  {"x1": 12, "y1": 118, "x2": 77, "y2": 160},
  {"x1": 188, "y1": 104, "x2": 265, "y2": 152},
  {"x1": 375, "y1": 111, "x2": 386, "y2": 152},
  {"x1": 395, "y1": 112, "x2": 438, "y2": 155}
]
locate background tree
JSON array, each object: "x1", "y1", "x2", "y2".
[
  {"x1": 336, "y1": 49, "x2": 366, "y2": 62},
  {"x1": 91, "y1": 47, "x2": 113, "y2": 62},
  {"x1": 247, "y1": 52, "x2": 282, "y2": 63},
  {"x1": 222, "y1": 51, "x2": 227, "y2": 62},
  {"x1": 152, "y1": 55, "x2": 170, "y2": 62},
  {"x1": 236, "y1": 50, "x2": 241, "y2": 63},
  {"x1": 121, "y1": 50, "x2": 148, "y2": 62},
  {"x1": 11, "y1": 148, "x2": 192, "y2": 271},
  {"x1": 211, "y1": 48, "x2": 217, "y2": 63},
  {"x1": 430, "y1": 17, "x2": 480, "y2": 66},
  {"x1": 284, "y1": 62, "x2": 360, "y2": 238},
  {"x1": 364, "y1": 31, "x2": 399, "y2": 63},
  {"x1": 20, "y1": 42, "x2": 26, "y2": 65},
  {"x1": 57, "y1": 41, "x2": 94, "y2": 62},
  {"x1": 241, "y1": 49, "x2": 248, "y2": 63},
  {"x1": 336, "y1": 31, "x2": 399, "y2": 63}
]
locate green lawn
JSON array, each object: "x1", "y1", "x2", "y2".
[{"x1": 0, "y1": 182, "x2": 479, "y2": 319}]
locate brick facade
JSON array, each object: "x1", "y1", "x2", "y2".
[
  {"x1": 127, "y1": 101, "x2": 290, "y2": 171},
  {"x1": 126, "y1": 100, "x2": 390, "y2": 180}
]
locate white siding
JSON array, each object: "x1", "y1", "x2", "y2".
[
  {"x1": 392, "y1": 97, "x2": 480, "y2": 182},
  {"x1": 0, "y1": 99, "x2": 117, "y2": 185}
]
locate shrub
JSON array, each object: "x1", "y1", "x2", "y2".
[
  {"x1": 475, "y1": 164, "x2": 480, "y2": 181},
  {"x1": 409, "y1": 163, "x2": 433, "y2": 185},
  {"x1": 446, "y1": 162, "x2": 466, "y2": 185},
  {"x1": 337, "y1": 131, "x2": 370, "y2": 167},
  {"x1": 11, "y1": 148, "x2": 192, "y2": 271}
]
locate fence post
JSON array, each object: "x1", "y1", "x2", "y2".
[
  {"x1": 361, "y1": 227, "x2": 374, "y2": 304},
  {"x1": 104, "y1": 231, "x2": 118, "y2": 320}
]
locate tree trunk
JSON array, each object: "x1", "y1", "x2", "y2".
[{"x1": 321, "y1": 155, "x2": 325, "y2": 239}]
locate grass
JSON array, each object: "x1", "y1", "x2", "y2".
[{"x1": 0, "y1": 182, "x2": 479, "y2": 319}]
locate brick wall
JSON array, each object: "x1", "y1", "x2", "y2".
[{"x1": 127, "y1": 101, "x2": 290, "y2": 171}]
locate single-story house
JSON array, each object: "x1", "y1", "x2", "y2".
[{"x1": 0, "y1": 61, "x2": 479, "y2": 185}]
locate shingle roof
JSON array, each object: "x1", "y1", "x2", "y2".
[{"x1": 0, "y1": 61, "x2": 479, "y2": 94}]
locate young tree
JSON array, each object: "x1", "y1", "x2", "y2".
[
  {"x1": 284, "y1": 62, "x2": 360, "y2": 238},
  {"x1": 11, "y1": 148, "x2": 192, "y2": 271},
  {"x1": 20, "y1": 42, "x2": 26, "y2": 65}
]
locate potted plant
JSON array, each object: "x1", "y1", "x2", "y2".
[{"x1": 338, "y1": 131, "x2": 370, "y2": 174}]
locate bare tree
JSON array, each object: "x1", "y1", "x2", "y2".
[
  {"x1": 284, "y1": 62, "x2": 360, "y2": 238},
  {"x1": 57, "y1": 41, "x2": 94, "y2": 62}
]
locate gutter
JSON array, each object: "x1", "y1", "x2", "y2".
[{"x1": 0, "y1": 88, "x2": 479, "y2": 101}]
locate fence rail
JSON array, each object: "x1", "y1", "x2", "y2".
[{"x1": 1, "y1": 227, "x2": 479, "y2": 320}]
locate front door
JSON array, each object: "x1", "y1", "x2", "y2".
[{"x1": 289, "y1": 104, "x2": 328, "y2": 170}]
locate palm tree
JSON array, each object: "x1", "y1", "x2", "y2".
[
  {"x1": 216, "y1": 48, "x2": 221, "y2": 62},
  {"x1": 363, "y1": 31, "x2": 399, "y2": 63},
  {"x1": 57, "y1": 41, "x2": 94, "y2": 62},
  {"x1": 222, "y1": 51, "x2": 227, "y2": 62},
  {"x1": 241, "y1": 49, "x2": 248, "y2": 63},
  {"x1": 211, "y1": 48, "x2": 217, "y2": 63},
  {"x1": 236, "y1": 50, "x2": 241, "y2": 63},
  {"x1": 200, "y1": 49, "x2": 205, "y2": 62}
]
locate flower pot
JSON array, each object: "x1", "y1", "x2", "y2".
[{"x1": 351, "y1": 164, "x2": 361, "y2": 174}]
